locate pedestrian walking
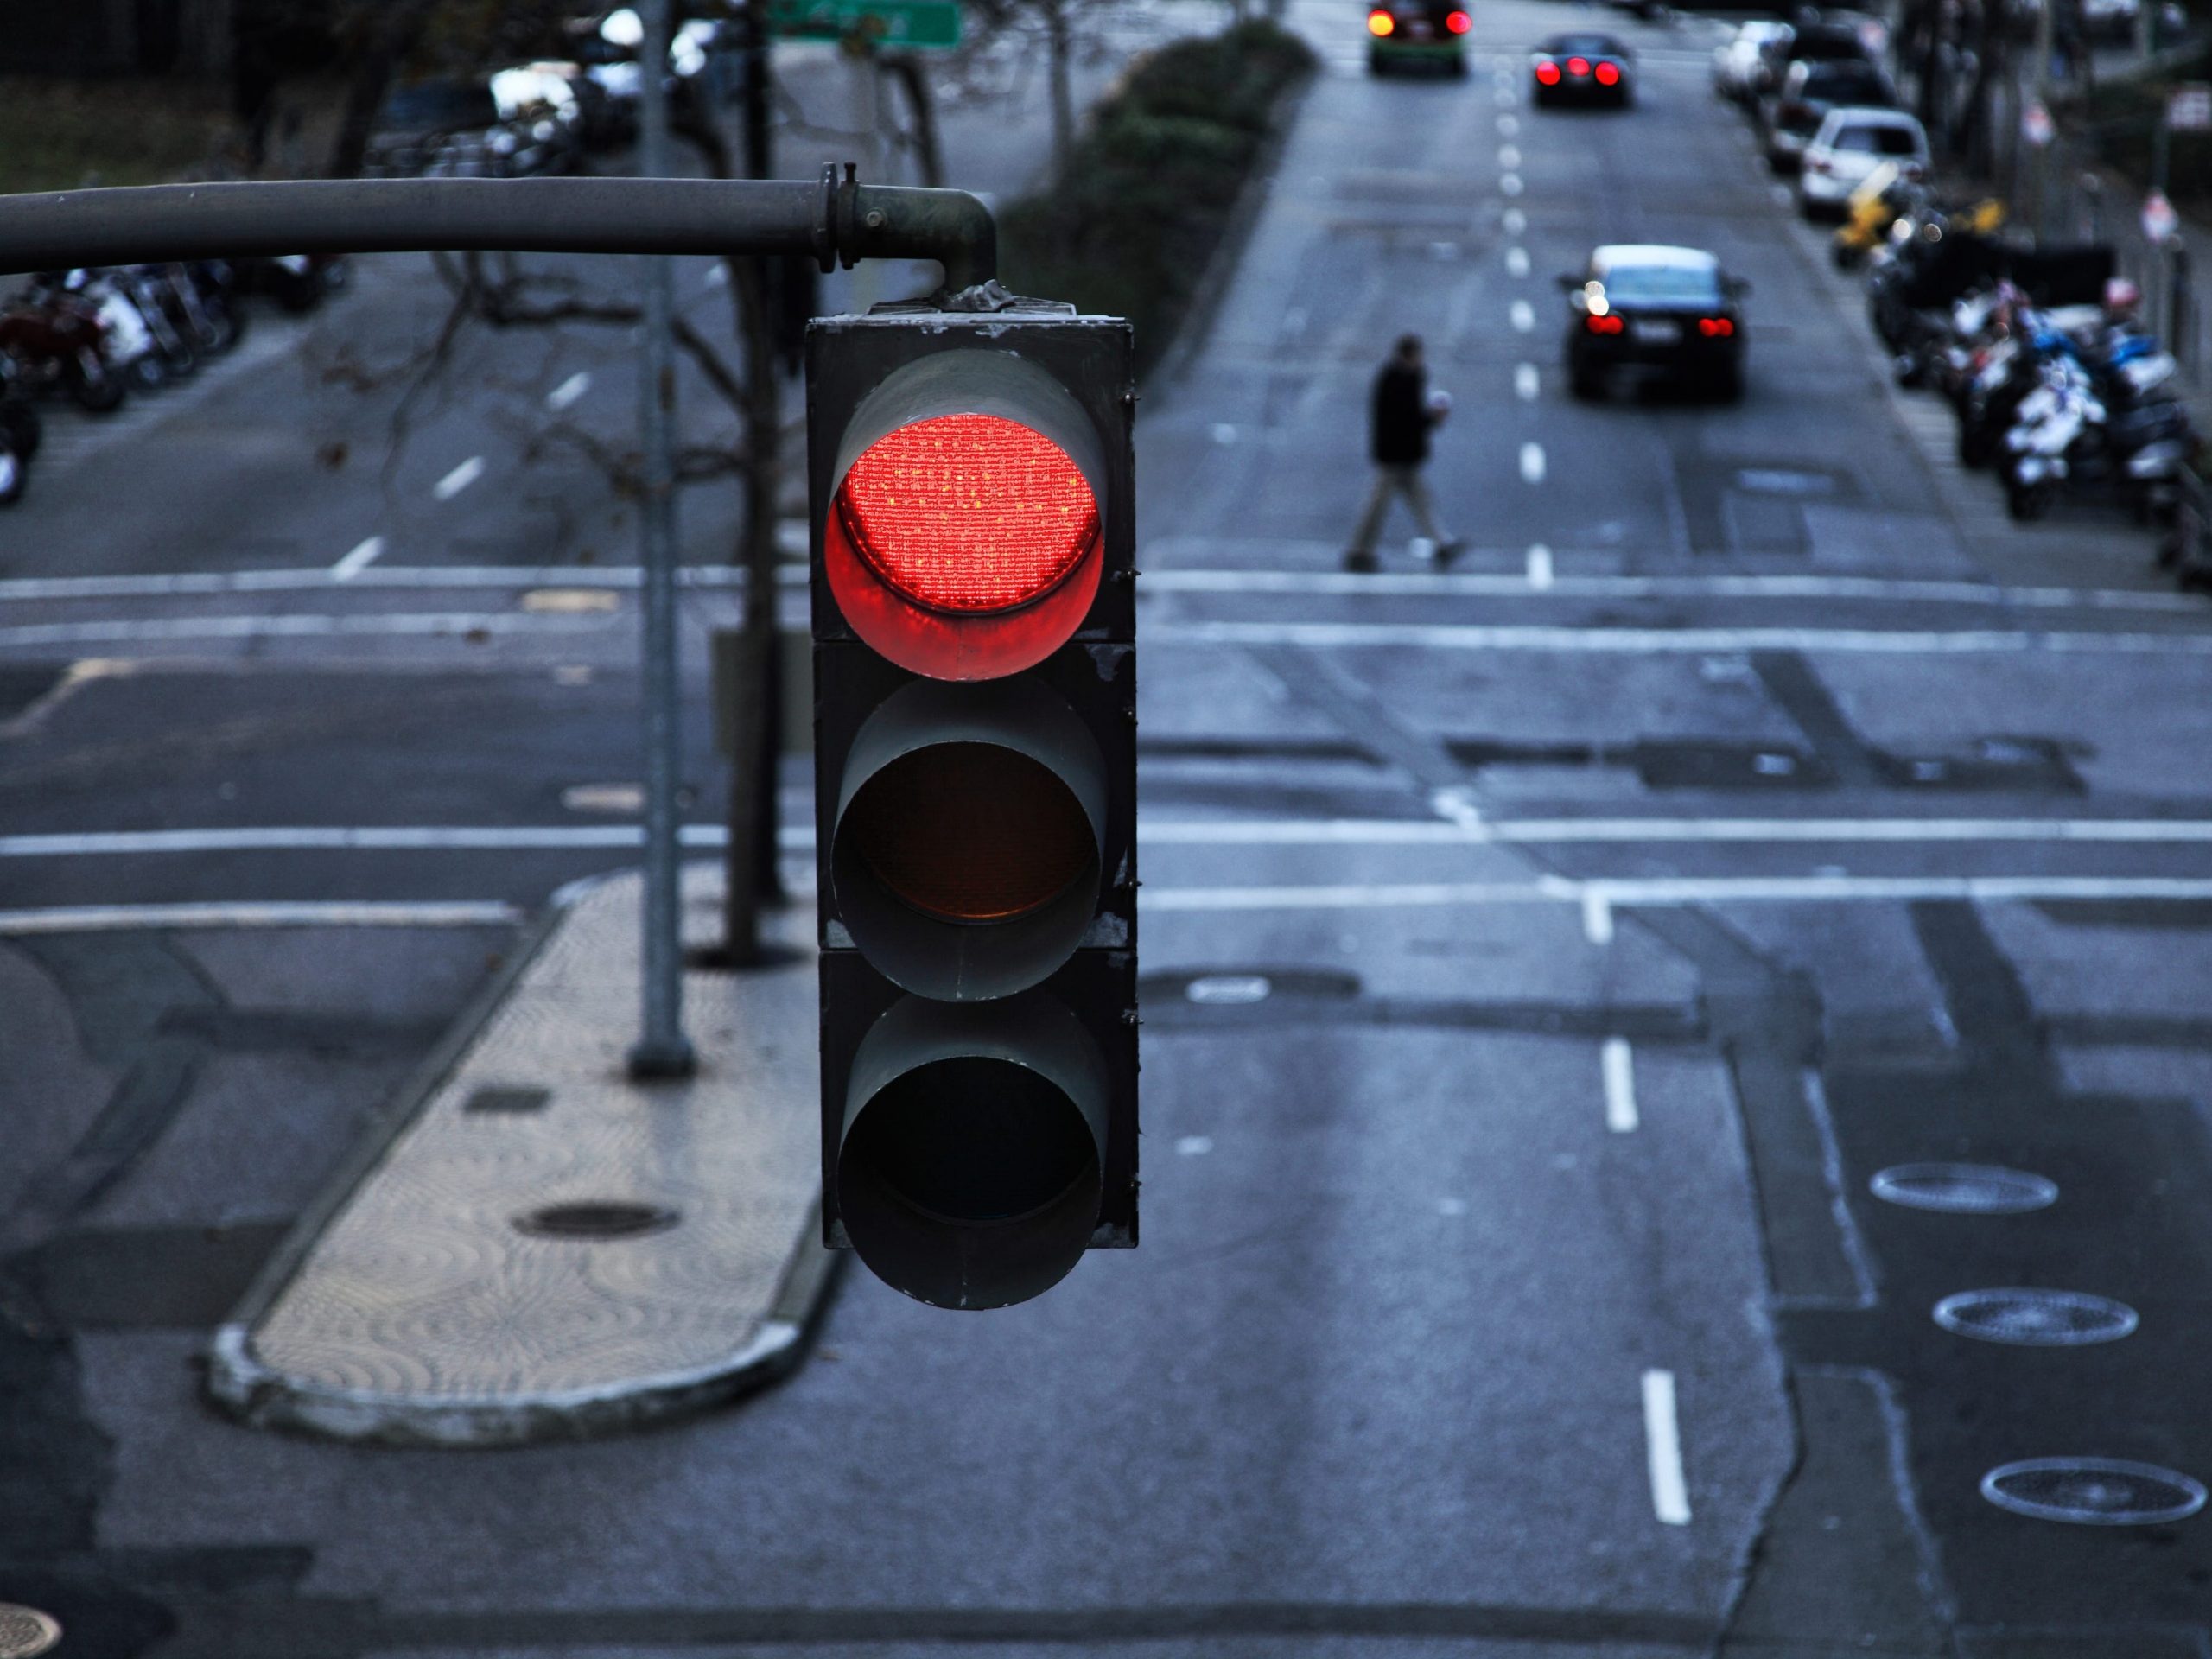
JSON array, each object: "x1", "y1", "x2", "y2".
[{"x1": 1345, "y1": 334, "x2": 1460, "y2": 572}]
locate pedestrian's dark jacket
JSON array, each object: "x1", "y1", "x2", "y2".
[{"x1": 1371, "y1": 360, "x2": 1429, "y2": 465}]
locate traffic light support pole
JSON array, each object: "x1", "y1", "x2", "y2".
[{"x1": 0, "y1": 170, "x2": 999, "y2": 296}]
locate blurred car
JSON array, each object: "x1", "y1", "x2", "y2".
[
  {"x1": 1713, "y1": 20, "x2": 1793, "y2": 100},
  {"x1": 1561, "y1": 244, "x2": 1747, "y2": 401},
  {"x1": 1367, "y1": 0, "x2": 1473, "y2": 74},
  {"x1": 363, "y1": 79, "x2": 503, "y2": 178},
  {"x1": 1531, "y1": 34, "x2": 1634, "y2": 105},
  {"x1": 1798, "y1": 106, "x2": 1927, "y2": 220},
  {"x1": 1764, "y1": 56, "x2": 1893, "y2": 173},
  {"x1": 1753, "y1": 15, "x2": 1877, "y2": 109},
  {"x1": 2083, "y1": 0, "x2": 2141, "y2": 37}
]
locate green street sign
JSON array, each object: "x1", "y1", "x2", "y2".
[{"x1": 770, "y1": 0, "x2": 961, "y2": 48}]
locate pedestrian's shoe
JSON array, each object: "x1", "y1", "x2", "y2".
[
  {"x1": 1343, "y1": 549, "x2": 1378, "y2": 573},
  {"x1": 1434, "y1": 538, "x2": 1465, "y2": 569}
]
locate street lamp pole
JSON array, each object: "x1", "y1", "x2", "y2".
[{"x1": 630, "y1": 0, "x2": 698, "y2": 1080}]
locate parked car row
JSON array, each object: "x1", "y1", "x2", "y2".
[{"x1": 0, "y1": 256, "x2": 346, "y2": 508}]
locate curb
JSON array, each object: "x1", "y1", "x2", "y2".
[{"x1": 204, "y1": 874, "x2": 840, "y2": 1447}]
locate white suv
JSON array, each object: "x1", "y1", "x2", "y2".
[{"x1": 1799, "y1": 107, "x2": 1928, "y2": 221}]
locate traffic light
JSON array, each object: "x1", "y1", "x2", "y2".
[{"x1": 810, "y1": 307, "x2": 1137, "y2": 1311}]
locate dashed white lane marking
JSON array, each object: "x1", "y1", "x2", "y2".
[
  {"x1": 1497, "y1": 112, "x2": 1520, "y2": 135},
  {"x1": 1140, "y1": 875, "x2": 2212, "y2": 912},
  {"x1": 433, "y1": 456, "x2": 486, "y2": 501},
  {"x1": 1500, "y1": 173, "x2": 1525, "y2": 196},
  {"x1": 1519, "y1": 442, "x2": 1547, "y2": 484},
  {"x1": 547, "y1": 372, "x2": 592, "y2": 411},
  {"x1": 18, "y1": 817, "x2": 2212, "y2": 860},
  {"x1": 1515, "y1": 363, "x2": 1541, "y2": 401},
  {"x1": 1643, "y1": 1370, "x2": 1693, "y2": 1527},
  {"x1": 1147, "y1": 620, "x2": 2212, "y2": 656},
  {"x1": 1526, "y1": 543, "x2": 1554, "y2": 588},
  {"x1": 0, "y1": 901, "x2": 523, "y2": 936},
  {"x1": 1499, "y1": 143, "x2": 1522, "y2": 168},
  {"x1": 330, "y1": 537, "x2": 385, "y2": 581},
  {"x1": 1506, "y1": 246, "x2": 1531, "y2": 277},
  {"x1": 1602, "y1": 1038, "x2": 1639, "y2": 1133},
  {"x1": 1510, "y1": 300, "x2": 1535, "y2": 332},
  {"x1": 1503, "y1": 207, "x2": 1527, "y2": 235}
]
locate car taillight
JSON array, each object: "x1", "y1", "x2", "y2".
[
  {"x1": 1369, "y1": 9, "x2": 1395, "y2": 34},
  {"x1": 1594, "y1": 60, "x2": 1620, "y2": 85},
  {"x1": 838, "y1": 413, "x2": 1098, "y2": 616},
  {"x1": 1697, "y1": 317, "x2": 1735, "y2": 338},
  {"x1": 1567, "y1": 54, "x2": 1590, "y2": 75},
  {"x1": 1586, "y1": 314, "x2": 1625, "y2": 334},
  {"x1": 1535, "y1": 59, "x2": 1560, "y2": 83},
  {"x1": 1446, "y1": 9, "x2": 1471, "y2": 31}
]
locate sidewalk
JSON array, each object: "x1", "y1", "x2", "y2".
[{"x1": 207, "y1": 866, "x2": 837, "y2": 1446}]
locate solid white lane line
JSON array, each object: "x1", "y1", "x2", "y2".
[
  {"x1": 1141, "y1": 875, "x2": 2212, "y2": 912},
  {"x1": 0, "y1": 567, "x2": 747, "y2": 600},
  {"x1": 1603, "y1": 1038, "x2": 1639, "y2": 1132},
  {"x1": 1519, "y1": 442, "x2": 1547, "y2": 484},
  {"x1": 433, "y1": 456, "x2": 486, "y2": 501},
  {"x1": 17, "y1": 817, "x2": 2212, "y2": 861},
  {"x1": 1643, "y1": 1370, "x2": 1693, "y2": 1526},
  {"x1": 1515, "y1": 363, "x2": 1541, "y2": 401},
  {"x1": 1147, "y1": 620, "x2": 2212, "y2": 656},
  {"x1": 16, "y1": 817, "x2": 2212, "y2": 861},
  {"x1": 1129, "y1": 567, "x2": 2207, "y2": 611},
  {"x1": 1526, "y1": 543, "x2": 1554, "y2": 589},
  {"x1": 1510, "y1": 301, "x2": 1535, "y2": 333},
  {"x1": 330, "y1": 537, "x2": 385, "y2": 581},
  {"x1": 1506, "y1": 246, "x2": 1531, "y2": 277},
  {"x1": 0, "y1": 613, "x2": 615, "y2": 648},
  {"x1": 1500, "y1": 173, "x2": 1525, "y2": 197},
  {"x1": 547, "y1": 372, "x2": 592, "y2": 411},
  {"x1": 0, "y1": 901, "x2": 523, "y2": 936}
]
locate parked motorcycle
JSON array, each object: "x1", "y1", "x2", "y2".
[{"x1": 0, "y1": 276, "x2": 129, "y2": 414}]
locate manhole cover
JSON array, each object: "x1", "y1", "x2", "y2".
[
  {"x1": 0, "y1": 1605, "x2": 61, "y2": 1659},
  {"x1": 1186, "y1": 975, "x2": 1272, "y2": 1005},
  {"x1": 1934, "y1": 1288, "x2": 2139, "y2": 1346},
  {"x1": 512, "y1": 1201, "x2": 680, "y2": 1240},
  {"x1": 464, "y1": 1086, "x2": 550, "y2": 1115},
  {"x1": 1981, "y1": 1459, "x2": 2207, "y2": 1526},
  {"x1": 1870, "y1": 1163, "x2": 2058, "y2": 1215}
]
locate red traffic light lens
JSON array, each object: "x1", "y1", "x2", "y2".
[
  {"x1": 847, "y1": 742, "x2": 1092, "y2": 924},
  {"x1": 837, "y1": 413, "x2": 1098, "y2": 615},
  {"x1": 1446, "y1": 10, "x2": 1471, "y2": 31}
]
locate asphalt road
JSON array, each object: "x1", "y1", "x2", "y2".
[{"x1": 4, "y1": 2, "x2": 2212, "y2": 1655}]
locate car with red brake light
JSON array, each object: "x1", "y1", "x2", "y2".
[
  {"x1": 1531, "y1": 35, "x2": 1633, "y2": 106},
  {"x1": 1367, "y1": 1, "x2": 1473, "y2": 74},
  {"x1": 1560, "y1": 245, "x2": 1748, "y2": 402}
]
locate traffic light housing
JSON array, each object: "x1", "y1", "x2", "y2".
[{"x1": 810, "y1": 305, "x2": 1137, "y2": 1310}]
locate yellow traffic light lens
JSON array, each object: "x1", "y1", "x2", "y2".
[{"x1": 846, "y1": 742, "x2": 1092, "y2": 923}]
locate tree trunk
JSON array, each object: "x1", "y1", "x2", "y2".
[
  {"x1": 325, "y1": 1, "x2": 433, "y2": 179},
  {"x1": 1046, "y1": 0, "x2": 1075, "y2": 183}
]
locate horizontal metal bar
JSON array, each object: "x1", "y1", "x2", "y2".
[{"x1": 0, "y1": 172, "x2": 995, "y2": 289}]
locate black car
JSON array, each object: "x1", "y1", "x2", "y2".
[
  {"x1": 1561, "y1": 245, "x2": 1747, "y2": 401},
  {"x1": 1531, "y1": 34, "x2": 1633, "y2": 105},
  {"x1": 1367, "y1": 0, "x2": 1473, "y2": 74},
  {"x1": 1763, "y1": 57, "x2": 1892, "y2": 173}
]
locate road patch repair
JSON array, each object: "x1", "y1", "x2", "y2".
[{"x1": 207, "y1": 865, "x2": 836, "y2": 1445}]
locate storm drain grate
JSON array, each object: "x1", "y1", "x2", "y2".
[
  {"x1": 1934, "y1": 1288, "x2": 2139, "y2": 1347},
  {"x1": 1869, "y1": 1163, "x2": 2058, "y2": 1215},
  {"x1": 464, "y1": 1086, "x2": 552, "y2": 1115},
  {"x1": 1981, "y1": 1458, "x2": 2207, "y2": 1526},
  {"x1": 0, "y1": 1605, "x2": 62, "y2": 1659},
  {"x1": 512, "y1": 1201, "x2": 680, "y2": 1240}
]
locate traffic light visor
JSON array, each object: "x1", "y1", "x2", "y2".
[
  {"x1": 825, "y1": 352, "x2": 1109, "y2": 681},
  {"x1": 839, "y1": 991, "x2": 1110, "y2": 1309},
  {"x1": 831, "y1": 677, "x2": 1108, "y2": 1001}
]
